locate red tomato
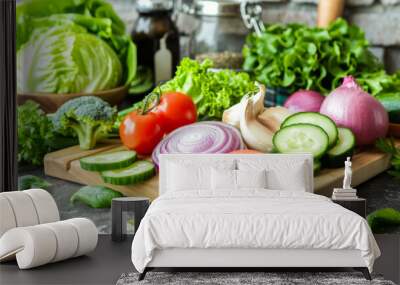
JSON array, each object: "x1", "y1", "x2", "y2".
[
  {"x1": 119, "y1": 112, "x2": 164, "y2": 155},
  {"x1": 151, "y1": 92, "x2": 197, "y2": 133}
]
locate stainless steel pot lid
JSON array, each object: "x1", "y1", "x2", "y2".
[
  {"x1": 136, "y1": 0, "x2": 174, "y2": 13},
  {"x1": 184, "y1": 0, "x2": 242, "y2": 16}
]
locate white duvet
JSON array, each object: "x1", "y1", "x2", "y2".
[{"x1": 131, "y1": 190, "x2": 380, "y2": 273}]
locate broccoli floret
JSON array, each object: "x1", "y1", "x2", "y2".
[{"x1": 53, "y1": 96, "x2": 117, "y2": 150}]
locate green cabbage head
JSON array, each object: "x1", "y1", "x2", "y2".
[{"x1": 17, "y1": 24, "x2": 123, "y2": 94}]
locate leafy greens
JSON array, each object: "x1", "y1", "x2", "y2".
[
  {"x1": 16, "y1": 0, "x2": 136, "y2": 94},
  {"x1": 367, "y1": 208, "x2": 400, "y2": 233},
  {"x1": 243, "y1": 18, "x2": 400, "y2": 96},
  {"x1": 18, "y1": 100, "x2": 77, "y2": 165},
  {"x1": 18, "y1": 175, "x2": 51, "y2": 190},
  {"x1": 158, "y1": 58, "x2": 257, "y2": 119}
]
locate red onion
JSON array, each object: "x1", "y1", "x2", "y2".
[
  {"x1": 320, "y1": 76, "x2": 389, "y2": 146},
  {"x1": 152, "y1": 121, "x2": 245, "y2": 167},
  {"x1": 284, "y1": 90, "x2": 325, "y2": 113}
]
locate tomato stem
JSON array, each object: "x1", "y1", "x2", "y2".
[{"x1": 141, "y1": 84, "x2": 163, "y2": 115}]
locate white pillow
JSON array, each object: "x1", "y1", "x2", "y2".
[
  {"x1": 237, "y1": 159, "x2": 307, "y2": 191},
  {"x1": 266, "y1": 167, "x2": 307, "y2": 191},
  {"x1": 236, "y1": 169, "x2": 267, "y2": 189},
  {"x1": 167, "y1": 160, "x2": 236, "y2": 192},
  {"x1": 211, "y1": 168, "x2": 236, "y2": 190}
]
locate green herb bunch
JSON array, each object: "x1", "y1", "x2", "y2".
[
  {"x1": 18, "y1": 101, "x2": 55, "y2": 165},
  {"x1": 18, "y1": 100, "x2": 78, "y2": 166},
  {"x1": 243, "y1": 18, "x2": 400, "y2": 96}
]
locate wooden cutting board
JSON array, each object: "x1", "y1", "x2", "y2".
[{"x1": 44, "y1": 139, "x2": 397, "y2": 200}]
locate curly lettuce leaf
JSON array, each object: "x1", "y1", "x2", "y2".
[
  {"x1": 159, "y1": 58, "x2": 257, "y2": 119},
  {"x1": 243, "y1": 18, "x2": 383, "y2": 94}
]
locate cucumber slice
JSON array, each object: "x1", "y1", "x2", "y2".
[
  {"x1": 324, "y1": 127, "x2": 355, "y2": 168},
  {"x1": 281, "y1": 112, "x2": 338, "y2": 148},
  {"x1": 101, "y1": 160, "x2": 155, "y2": 185},
  {"x1": 80, "y1": 151, "x2": 137, "y2": 171},
  {"x1": 273, "y1": 123, "x2": 329, "y2": 159}
]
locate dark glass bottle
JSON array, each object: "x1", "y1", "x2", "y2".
[{"x1": 131, "y1": 0, "x2": 180, "y2": 85}]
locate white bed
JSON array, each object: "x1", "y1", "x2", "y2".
[{"x1": 131, "y1": 154, "x2": 380, "y2": 280}]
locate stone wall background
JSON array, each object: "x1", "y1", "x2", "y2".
[{"x1": 115, "y1": 0, "x2": 400, "y2": 73}]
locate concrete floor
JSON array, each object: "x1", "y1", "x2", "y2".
[{"x1": 1, "y1": 235, "x2": 399, "y2": 285}]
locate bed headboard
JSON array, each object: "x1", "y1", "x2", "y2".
[{"x1": 159, "y1": 154, "x2": 314, "y2": 195}]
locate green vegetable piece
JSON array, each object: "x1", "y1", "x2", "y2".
[
  {"x1": 52, "y1": 96, "x2": 117, "y2": 150},
  {"x1": 273, "y1": 123, "x2": 329, "y2": 159},
  {"x1": 80, "y1": 150, "x2": 137, "y2": 171},
  {"x1": 18, "y1": 175, "x2": 51, "y2": 190},
  {"x1": 16, "y1": 0, "x2": 137, "y2": 90},
  {"x1": 17, "y1": 101, "x2": 55, "y2": 165},
  {"x1": 70, "y1": 185, "x2": 123, "y2": 208},
  {"x1": 101, "y1": 160, "x2": 155, "y2": 185},
  {"x1": 281, "y1": 112, "x2": 338, "y2": 148},
  {"x1": 17, "y1": 100, "x2": 78, "y2": 165},
  {"x1": 367, "y1": 208, "x2": 400, "y2": 233},
  {"x1": 129, "y1": 66, "x2": 154, "y2": 95},
  {"x1": 324, "y1": 127, "x2": 355, "y2": 168},
  {"x1": 242, "y1": 18, "x2": 388, "y2": 95},
  {"x1": 376, "y1": 92, "x2": 400, "y2": 124},
  {"x1": 17, "y1": 24, "x2": 123, "y2": 94},
  {"x1": 140, "y1": 58, "x2": 257, "y2": 120}
]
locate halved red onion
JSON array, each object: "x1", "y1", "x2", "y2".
[{"x1": 152, "y1": 121, "x2": 244, "y2": 167}]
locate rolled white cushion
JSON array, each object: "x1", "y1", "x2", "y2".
[
  {"x1": 64, "y1": 218, "x2": 98, "y2": 257},
  {"x1": 0, "y1": 190, "x2": 60, "y2": 238},
  {"x1": 42, "y1": 221, "x2": 79, "y2": 262},
  {"x1": 0, "y1": 196, "x2": 17, "y2": 237},
  {"x1": 0, "y1": 192, "x2": 39, "y2": 227},
  {"x1": 0, "y1": 226, "x2": 57, "y2": 268},
  {"x1": 0, "y1": 218, "x2": 98, "y2": 269},
  {"x1": 24, "y1": 189, "x2": 59, "y2": 224}
]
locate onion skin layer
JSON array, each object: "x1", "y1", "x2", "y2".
[
  {"x1": 320, "y1": 76, "x2": 389, "y2": 146},
  {"x1": 284, "y1": 90, "x2": 325, "y2": 113},
  {"x1": 151, "y1": 121, "x2": 245, "y2": 167}
]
